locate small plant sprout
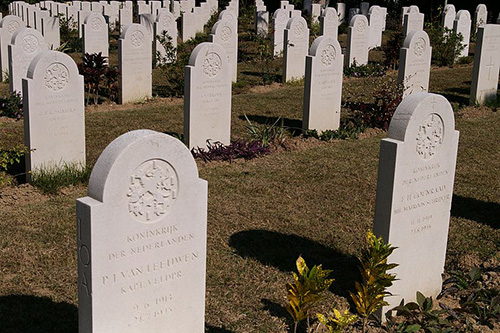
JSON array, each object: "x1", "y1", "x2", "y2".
[{"x1": 317, "y1": 306, "x2": 358, "y2": 333}]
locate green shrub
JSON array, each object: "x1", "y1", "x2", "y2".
[
  {"x1": 0, "y1": 144, "x2": 29, "y2": 187},
  {"x1": 0, "y1": 92, "x2": 23, "y2": 120},
  {"x1": 244, "y1": 114, "x2": 287, "y2": 147},
  {"x1": 77, "y1": 53, "x2": 120, "y2": 105},
  {"x1": 30, "y1": 163, "x2": 91, "y2": 194},
  {"x1": 383, "y1": 30, "x2": 403, "y2": 70},
  {"x1": 58, "y1": 14, "x2": 81, "y2": 53},
  {"x1": 344, "y1": 61, "x2": 386, "y2": 78},
  {"x1": 426, "y1": 24, "x2": 465, "y2": 67}
]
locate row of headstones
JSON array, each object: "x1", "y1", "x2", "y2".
[{"x1": 74, "y1": 89, "x2": 460, "y2": 331}]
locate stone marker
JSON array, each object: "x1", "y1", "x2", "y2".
[
  {"x1": 119, "y1": 24, "x2": 152, "y2": 104},
  {"x1": 360, "y1": 2, "x2": 369, "y2": 16},
  {"x1": 319, "y1": 7, "x2": 338, "y2": 39},
  {"x1": 442, "y1": 4, "x2": 455, "y2": 31},
  {"x1": 373, "y1": 92, "x2": 459, "y2": 315},
  {"x1": 346, "y1": 14, "x2": 369, "y2": 66},
  {"x1": 474, "y1": 4, "x2": 487, "y2": 33},
  {"x1": 184, "y1": 42, "x2": 231, "y2": 149},
  {"x1": 272, "y1": 8, "x2": 288, "y2": 56},
  {"x1": 78, "y1": 10, "x2": 92, "y2": 38},
  {"x1": 209, "y1": 18, "x2": 238, "y2": 82},
  {"x1": 398, "y1": 30, "x2": 432, "y2": 97},
  {"x1": 77, "y1": 129, "x2": 207, "y2": 333},
  {"x1": 8, "y1": 27, "x2": 48, "y2": 93},
  {"x1": 453, "y1": 10, "x2": 471, "y2": 58},
  {"x1": 119, "y1": 8, "x2": 133, "y2": 32},
  {"x1": 23, "y1": 50, "x2": 85, "y2": 176},
  {"x1": 139, "y1": 13, "x2": 155, "y2": 42},
  {"x1": 337, "y1": 3, "x2": 346, "y2": 25},
  {"x1": 0, "y1": 15, "x2": 25, "y2": 80},
  {"x1": 303, "y1": 35, "x2": 343, "y2": 132},
  {"x1": 368, "y1": 5, "x2": 383, "y2": 48},
  {"x1": 154, "y1": 11, "x2": 177, "y2": 65},
  {"x1": 83, "y1": 12, "x2": 109, "y2": 58},
  {"x1": 470, "y1": 24, "x2": 500, "y2": 105},
  {"x1": 403, "y1": 10, "x2": 424, "y2": 36},
  {"x1": 255, "y1": 10, "x2": 268, "y2": 37},
  {"x1": 283, "y1": 16, "x2": 309, "y2": 82}
]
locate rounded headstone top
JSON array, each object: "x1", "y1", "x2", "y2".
[
  {"x1": 476, "y1": 4, "x2": 487, "y2": 14},
  {"x1": 445, "y1": 4, "x2": 455, "y2": 12},
  {"x1": 274, "y1": 8, "x2": 288, "y2": 23},
  {"x1": 286, "y1": 16, "x2": 308, "y2": 36},
  {"x1": 156, "y1": 10, "x2": 175, "y2": 28},
  {"x1": 322, "y1": 7, "x2": 337, "y2": 20},
  {"x1": 88, "y1": 130, "x2": 200, "y2": 204},
  {"x1": 403, "y1": 30, "x2": 431, "y2": 57},
  {"x1": 309, "y1": 35, "x2": 341, "y2": 67},
  {"x1": 10, "y1": 27, "x2": 47, "y2": 52},
  {"x1": 120, "y1": 23, "x2": 150, "y2": 45},
  {"x1": 188, "y1": 42, "x2": 228, "y2": 79},
  {"x1": 369, "y1": 5, "x2": 381, "y2": 16},
  {"x1": 388, "y1": 93, "x2": 455, "y2": 161},
  {"x1": 26, "y1": 50, "x2": 81, "y2": 93},
  {"x1": 84, "y1": 12, "x2": 106, "y2": 31},
  {"x1": 349, "y1": 14, "x2": 369, "y2": 33},
  {"x1": 0, "y1": 15, "x2": 24, "y2": 34},
  {"x1": 211, "y1": 19, "x2": 234, "y2": 42},
  {"x1": 408, "y1": 5, "x2": 419, "y2": 13},
  {"x1": 218, "y1": 8, "x2": 237, "y2": 22},
  {"x1": 455, "y1": 10, "x2": 471, "y2": 21}
]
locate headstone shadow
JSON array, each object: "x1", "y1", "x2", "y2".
[
  {"x1": 261, "y1": 298, "x2": 295, "y2": 332},
  {"x1": 238, "y1": 114, "x2": 302, "y2": 133},
  {"x1": 228, "y1": 229, "x2": 360, "y2": 298},
  {"x1": 0, "y1": 294, "x2": 78, "y2": 333},
  {"x1": 451, "y1": 194, "x2": 500, "y2": 229},
  {"x1": 204, "y1": 324, "x2": 235, "y2": 332}
]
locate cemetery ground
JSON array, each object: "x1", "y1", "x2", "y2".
[{"x1": 0, "y1": 15, "x2": 500, "y2": 333}]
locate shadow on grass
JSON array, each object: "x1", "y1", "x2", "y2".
[
  {"x1": 229, "y1": 229, "x2": 360, "y2": 298},
  {"x1": 445, "y1": 86, "x2": 471, "y2": 96},
  {"x1": 451, "y1": 195, "x2": 500, "y2": 229},
  {"x1": 0, "y1": 295, "x2": 78, "y2": 333},
  {"x1": 238, "y1": 115, "x2": 302, "y2": 134},
  {"x1": 261, "y1": 298, "x2": 297, "y2": 333},
  {"x1": 205, "y1": 324, "x2": 235, "y2": 332},
  {"x1": 438, "y1": 92, "x2": 469, "y2": 106}
]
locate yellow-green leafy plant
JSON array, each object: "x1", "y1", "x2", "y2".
[
  {"x1": 349, "y1": 231, "x2": 398, "y2": 332},
  {"x1": 286, "y1": 256, "x2": 334, "y2": 333},
  {"x1": 317, "y1": 305, "x2": 358, "y2": 333}
]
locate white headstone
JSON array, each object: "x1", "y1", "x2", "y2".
[
  {"x1": 119, "y1": 8, "x2": 133, "y2": 32},
  {"x1": 470, "y1": 24, "x2": 500, "y2": 105},
  {"x1": 23, "y1": 50, "x2": 85, "y2": 175},
  {"x1": 184, "y1": 42, "x2": 231, "y2": 149},
  {"x1": 78, "y1": 10, "x2": 92, "y2": 38},
  {"x1": 368, "y1": 5, "x2": 383, "y2": 48},
  {"x1": 398, "y1": 30, "x2": 432, "y2": 97},
  {"x1": 283, "y1": 16, "x2": 309, "y2": 82},
  {"x1": 381, "y1": 7, "x2": 387, "y2": 31},
  {"x1": 311, "y1": 4, "x2": 321, "y2": 24},
  {"x1": 346, "y1": 14, "x2": 369, "y2": 66},
  {"x1": 209, "y1": 18, "x2": 238, "y2": 82},
  {"x1": 442, "y1": 4, "x2": 455, "y2": 31},
  {"x1": 8, "y1": 27, "x2": 48, "y2": 94},
  {"x1": 81, "y1": 2, "x2": 91, "y2": 11},
  {"x1": 319, "y1": 7, "x2": 338, "y2": 39},
  {"x1": 181, "y1": 11, "x2": 198, "y2": 42},
  {"x1": 255, "y1": 10, "x2": 268, "y2": 37},
  {"x1": 139, "y1": 13, "x2": 155, "y2": 42},
  {"x1": 453, "y1": 10, "x2": 471, "y2": 58},
  {"x1": 373, "y1": 92, "x2": 459, "y2": 316},
  {"x1": 474, "y1": 4, "x2": 487, "y2": 33},
  {"x1": 83, "y1": 12, "x2": 109, "y2": 57},
  {"x1": 0, "y1": 15, "x2": 25, "y2": 80},
  {"x1": 337, "y1": 3, "x2": 346, "y2": 25},
  {"x1": 119, "y1": 24, "x2": 152, "y2": 104},
  {"x1": 403, "y1": 10, "x2": 424, "y2": 36},
  {"x1": 349, "y1": 8, "x2": 360, "y2": 23},
  {"x1": 303, "y1": 35, "x2": 343, "y2": 132},
  {"x1": 272, "y1": 8, "x2": 288, "y2": 56},
  {"x1": 154, "y1": 11, "x2": 177, "y2": 65},
  {"x1": 77, "y1": 129, "x2": 207, "y2": 333}
]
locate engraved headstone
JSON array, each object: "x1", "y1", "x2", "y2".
[
  {"x1": 83, "y1": 12, "x2": 109, "y2": 57},
  {"x1": 23, "y1": 50, "x2": 85, "y2": 176},
  {"x1": 283, "y1": 16, "x2": 309, "y2": 82},
  {"x1": 470, "y1": 24, "x2": 500, "y2": 105},
  {"x1": 209, "y1": 18, "x2": 237, "y2": 82},
  {"x1": 139, "y1": 13, "x2": 155, "y2": 42},
  {"x1": 77, "y1": 129, "x2": 207, "y2": 332},
  {"x1": 374, "y1": 92, "x2": 459, "y2": 315},
  {"x1": 319, "y1": 7, "x2": 338, "y2": 39},
  {"x1": 154, "y1": 11, "x2": 177, "y2": 65},
  {"x1": 403, "y1": 10, "x2": 424, "y2": 36},
  {"x1": 303, "y1": 35, "x2": 343, "y2": 132},
  {"x1": 78, "y1": 9, "x2": 92, "y2": 38},
  {"x1": 474, "y1": 4, "x2": 487, "y2": 33},
  {"x1": 272, "y1": 8, "x2": 288, "y2": 56},
  {"x1": 453, "y1": 10, "x2": 471, "y2": 58},
  {"x1": 8, "y1": 27, "x2": 48, "y2": 93},
  {"x1": 368, "y1": 5, "x2": 383, "y2": 48},
  {"x1": 0, "y1": 15, "x2": 25, "y2": 80},
  {"x1": 442, "y1": 4, "x2": 455, "y2": 31},
  {"x1": 119, "y1": 24, "x2": 152, "y2": 104},
  {"x1": 398, "y1": 30, "x2": 432, "y2": 97},
  {"x1": 184, "y1": 42, "x2": 231, "y2": 149},
  {"x1": 337, "y1": 3, "x2": 346, "y2": 25},
  {"x1": 119, "y1": 8, "x2": 133, "y2": 32},
  {"x1": 346, "y1": 14, "x2": 369, "y2": 66}
]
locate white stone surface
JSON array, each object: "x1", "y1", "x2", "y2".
[
  {"x1": 319, "y1": 7, "x2": 338, "y2": 39},
  {"x1": 77, "y1": 129, "x2": 207, "y2": 333},
  {"x1": 381, "y1": 7, "x2": 387, "y2": 31},
  {"x1": 337, "y1": 3, "x2": 345, "y2": 25},
  {"x1": 283, "y1": 16, "x2": 309, "y2": 82},
  {"x1": 346, "y1": 14, "x2": 369, "y2": 66},
  {"x1": 0, "y1": 15, "x2": 25, "y2": 80},
  {"x1": 442, "y1": 4, "x2": 455, "y2": 31},
  {"x1": 78, "y1": 9, "x2": 92, "y2": 38},
  {"x1": 474, "y1": 4, "x2": 487, "y2": 33},
  {"x1": 119, "y1": 8, "x2": 133, "y2": 32},
  {"x1": 23, "y1": 50, "x2": 85, "y2": 175},
  {"x1": 368, "y1": 5, "x2": 383, "y2": 48},
  {"x1": 184, "y1": 42, "x2": 231, "y2": 149},
  {"x1": 303, "y1": 35, "x2": 343, "y2": 132},
  {"x1": 470, "y1": 24, "x2": 500, "y2": 105},
  {"x1": 119, "y1": 24, "x2": 152, "y2": 104},
  {"x1": 453, "y1": 10, "x2": 471, "y2": 58},
  {"x1": 154, "y1": 11, "x2": 177, "y2": 65},
  {"x1": 398, "y1": 30, "x2": 432, "y2": 97},
  {"x1": 209, "y1": 18, "x2": 238, "y2": 82},
  {"x1": 8, "y1": 27, "x2": 48, "y2": 94},
  {"x1": 139, "y1": 13, "x2": 155, "y2": 42},
  {"x1": 272, "y1": 8, "x2": 288, "y2": 56},
  {"x1": 311, "y1": 4, "x2": 321, "y2": 24},
  {"x1": 83, "y1": 12, "x2": 109, "y2": 57},
  {"x1": 181, "y1": 10, "x2": 198, "y2": 42},
  {"x1": 255, "y1": 10, "x2": 268, "y2": 37},
  {"x1": 403, "y1": 10, "x2": 424, "y2": 36},
  {"x1": 374, "y1": 92, "x2": 459, "y2": 315}
]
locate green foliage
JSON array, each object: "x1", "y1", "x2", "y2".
[
  {"x1": 286, "y1": 256, "x2": 334, "y2": 332},
  {"x1": 58, "y1": 14, "x2": 81, "y2": 53},
  {"x1": 456, "y1": 56, "x2": 473, "y2": 65},
  {"x1": 30, "y1": 163, "x2": 91, "y2": 194},
  {"x1": 154, "y1": 31, "x2": 177, "y2": 67},
  {"x1": 383, "y1": 30, "x2": 403, "y2": 70},
  {"x1": 344, "y1": 61, "x2": 386, "y2": 78},
  {"x1": 0, "y1": 144, "x2": 29, "y2": 187},
  {"x1": 251, "y1": 33, "x2": 281, "y2": 84},
  {"x1": 0, "y1": 92, "x2": 23, "y2": 120},
  {"x1": 425, "y1": 24, "x2": 465, "y2": 67},
  {"x1": 303, "y1": 121, "x2": 367, "y2": 141},
  {"x1": 77, "y1": 53, "x2": 120, "y2": 105},
  {"x1": 350, "y1": 231, "x2": 397, "y2": 331},
  {"x1": 460, "y1": 285, "x2": 500, "y2": 328},
  {"x1": 244, "y1": 114, "x2": 287, "y2": 147},
  {"x1": 317, "y1": 306, "x2": 358, "y2": 333}
]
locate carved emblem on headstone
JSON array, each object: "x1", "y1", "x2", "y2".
[
  {"x1": 277, "y1": 11, "x2": 287, "y2": 23},
  {"x1": 21, "y1": 34, "x2": 39, "y2": 54},
  {"x1": 220, "y1": 26, "x2": 232, "y2": 42},
  {"x1": 293, "y1": 21, "x2": 305, "y2": 36},
  {"x1": 44, "y1": 63, "x2": 69, "y2": 92},
  {"x1": 413, "y1": 37, "x2": 426, "y2": 57},
  {"x1": 416, "y1": 113, "x2": 444, "y2": 160},
  {"x1": 161, "y1": 15, "x2": 173, "y2": 29},
  {"x1": 203, "y1": 51, "x2": 222, "y2": 78},
  {"x1": 8, "y1": 21, "x2": 20, "y2": 34},
  {"x1": 91, "y1": 17, "x2": 102, "y2": 31},
  {"x1": 321, "y1": 44, "x2": 336, "y2": 66},
  {"x1": 131, "y1": 30, "x2": 145, "y2": 47},
  {"x1": 127, "y1": 159, "x2": 179, "y2": 223},
  {"x1": 355, "y1": 19, "x2": 366, "y2": 33}
]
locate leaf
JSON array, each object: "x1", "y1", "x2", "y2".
[
  {"x1": 404, "y1": 324, "x2": 421, "y2": 332},
  {"x1": 469, "y1": 267, "x2": 482, "y2": 282},
  {"x1": 416, "y1": 291, "x2": 426, "y2": 307}
]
